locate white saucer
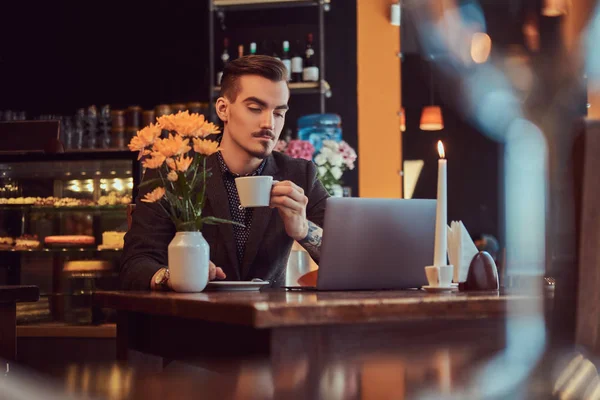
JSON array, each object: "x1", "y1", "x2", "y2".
[
  {"x1": 422, "y1": 285, "x2": 456, "y2": 293},
  {"x1": 205, "y1": 281, "x2": 270, "y2": 291}
]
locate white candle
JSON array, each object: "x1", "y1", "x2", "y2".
[{"x1": 434, "y1": 140, "x2": 447, "y2": 267}]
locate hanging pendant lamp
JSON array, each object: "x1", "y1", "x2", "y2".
[{"x1": 420, "y1": 63, "x2": 444, "y2": 131}]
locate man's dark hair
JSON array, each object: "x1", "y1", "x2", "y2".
[{"x1": 220, "y1": 55, "x2": 288, "y2": 102}]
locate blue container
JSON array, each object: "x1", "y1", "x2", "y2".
[{"x1": 297, "y1": 114, "x2": 342, "y2": 152}]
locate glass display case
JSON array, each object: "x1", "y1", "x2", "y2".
[{"x1": 0, "y1": 150, "x2": 141, "y2": 330}]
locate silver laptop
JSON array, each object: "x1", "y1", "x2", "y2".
[{"x1": 289, "y1": 197, "x2": 436, "y2": 291}]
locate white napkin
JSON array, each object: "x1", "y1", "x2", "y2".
[{"x1": 447, "y1": 221, "x2": 479, "y2": 282}]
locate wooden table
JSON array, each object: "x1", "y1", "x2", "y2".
[
  {"x1": 0, "y1": 285, "x2": 39, "y2": 361},
  {"x1": 95, "y1": 289, "x2": 540, "y2": 366}
]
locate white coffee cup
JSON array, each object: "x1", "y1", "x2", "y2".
[
  {"x1": 235, "y1": 176, "x2": 274, "y2": 207},
  {"x1": 424, "y1": 266, "x2": 439, "y2": 287},
  {"x1": 438, "y1": 265, "x2": 454, "y2": 287}
]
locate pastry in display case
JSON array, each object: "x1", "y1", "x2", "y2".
[
  {"x1": 0, "y1": 236, "x2": 14, "y2": 250},
  {"x1": 44, "y1": 235, "x2": 96, "y2": 247},
  {"x1": 15, "y1": 234, "x2": 41, "y2": 250},
  {"x1": 0, "y1": 144, "x2": 141, "y2": 331},
  {"x1": 98, "y1": 231, "x2": 126, "y2": 250}
]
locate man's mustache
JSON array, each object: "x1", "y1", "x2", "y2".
[{"x1": 252, "y1": 130, "x2": 275, "y2": 139}]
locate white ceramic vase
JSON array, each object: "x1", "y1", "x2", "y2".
[{"x1": 168, "y1": 231, "x2": 210, "y2": 292}]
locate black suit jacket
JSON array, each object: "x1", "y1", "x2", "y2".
[{"x1": 119, "y1": 151, "x2": 329, "y2": 290}]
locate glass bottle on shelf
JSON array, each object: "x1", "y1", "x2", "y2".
[
  {"x1": 74, "y1": 108, "x2": 85, "y2": 150},
  {"x1": 99, "y1": 105, "x2": 111, "y2": 149},
  {"x1": 249, "y1": 42, "x2": 257, "y2": 55},
  {"x1": 237, "y1": 44, "x2": 244, "y2": 60},
  {"x1": 86, "y1": 105, "x2": 98, "y2": 149},
  {"x1": 302, "y1": 33, "x2": 319, "y2": 82},
  {"x1": 281, "y1": 41, "x2": 292, "y2": 81},
  {"x1": 155, "y1": 105, "x2": 172, "y2": 139},
  {"x1": 142, "y1": 110, "x2": 155, "y2": 127},
  {"x1": 171, "y1": 104, "x2": 187, "y2": 114},
  {"x1": 291, "y1": 40, "x2": 304, "y2": 83},
  {"x1": 126, "y1": 106, "x2": 142, "y2": 144},
  {"x1": 111, "y1": 110, "x2": 125, "y2": 149},
  {"x1": 58, "y1": 116, "x2": 64, "y2": 145},
  {"x1": 63, "y1": 117, "x2": 74, "y2": 150},
  {"x1": 297, "y1": 114, "x2": 342, "y2": 152},
  {"x1": 217, "y1": 37, "x2": 230, "y2": 86}
]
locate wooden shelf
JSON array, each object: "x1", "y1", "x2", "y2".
[
  {"x1": 213, "y1": 0, "x2": 328, "y2": 10},
  {"x1": 17, "y1": 322, "x2": 116, "y2": 338},
  {"x1": 0, "y1": 204, "x2": 128, "y2": 212},
  {"x1": 0, "y1": 150, "x2": 137, "y2": 163},
  {"x1": 63, "y1": 149, "x2": 130, "y2": 153},
  {"x1": 215, "y1": 0, "x2": 318, "y2": 4},
  {"x1": 214, "y1": 81, "x2": 328, "y2": 95},
  {"x1": 0, "y1": 285, "x2": 39, "y2": 304},
  {"x1": 0, "y1": 247, "x2": 122, "y2": 253}
]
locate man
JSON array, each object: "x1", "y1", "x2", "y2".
[{"x1": 120, "y1": 55, "x2": 329, "y2": 290}]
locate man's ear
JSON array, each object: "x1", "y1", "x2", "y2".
[{"x1": 216, "y1": 97, "x2": 229, "y2": 123}]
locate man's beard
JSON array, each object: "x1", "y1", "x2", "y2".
[
  {"x1": 239, "y1": 129, "x2": 276, "y2": 159},
  {"x1": 232, "y1": 135, "x2": 273, "y2": 159}
]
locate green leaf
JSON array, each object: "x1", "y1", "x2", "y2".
[
  {"x1": 198, "y1": 188, "x2": 206, "y2": 207},
  {"x1": 177, "y1": 171, "x2": 187, "y2": 195},
  {"x1": 176, "y1": 221, "x2": 199, "y2": 231},
  {"x1": 164, "y1": 191, "x2": 184, "y2": 219},
  {"x1": 201, "y1": 216, "x2": 245, "y2": 228},
  {"x1": 156, "y1": 201, "x2": 181, "y2": 228}
]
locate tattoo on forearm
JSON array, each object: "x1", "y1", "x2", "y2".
[{"x1": 299, "y1": 221, "x2": 323, "y2": 263}]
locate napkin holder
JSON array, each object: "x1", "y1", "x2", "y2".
[{"x1": 458, "y1": 251, "x2": 499, "y2": 291}]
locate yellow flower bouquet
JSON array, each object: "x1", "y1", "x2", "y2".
[{"x1": 128, "y1": 111, "x2": 239, "y2": 232}]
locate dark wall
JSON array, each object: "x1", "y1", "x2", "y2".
[
  {"x1": 0, "y1": 1, "x2": 211, "y2": 113},
  {"x1": 324, "y1": 0, "x2": 358, "y2": 195},
  {"x1": 0, "y1": 0, "x2": 358, "y2": 195}
]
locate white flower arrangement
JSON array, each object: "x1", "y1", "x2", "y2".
[{"x1": 313, "y1": 140, "x2": 357, "y2": 196}]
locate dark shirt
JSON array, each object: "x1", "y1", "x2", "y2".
[
  {"x1": 216, "y1": 151, "x2": 266, "y2": 266},
  {"x1": 120, "y1": 151, "x2": 329, "y2": 290}
]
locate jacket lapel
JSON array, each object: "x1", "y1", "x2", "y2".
[
  {"x1": 204, "y1": 153, "x2": 240, "y2": 280},
  {"x1": 240, "y1": 155, "x2": 280, "y2": 280}
]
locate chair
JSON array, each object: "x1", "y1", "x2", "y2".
[{"x1": 127, "y1": 204, "x2": 135, "y2": 231}]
